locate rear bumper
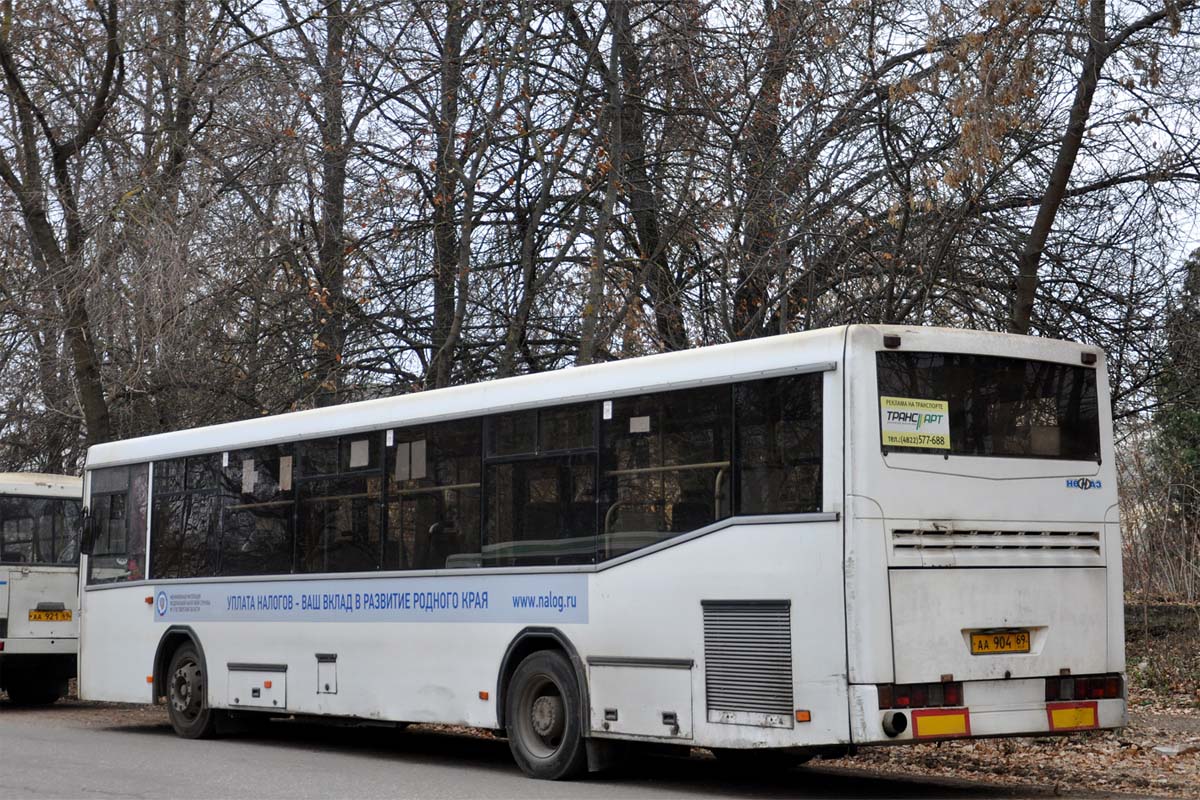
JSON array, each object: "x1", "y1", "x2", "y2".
[
  {"x1": 849, "y1": 678, "x2": 1127, "y2": 744},
  {"x1": 0, "y1": 637, "x2": 78, "y2": 656}
]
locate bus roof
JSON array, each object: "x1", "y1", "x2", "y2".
[
  {"x1": 83, "y1": 324, "x2": 1095, "y2": 470},
  {"x1": 0, "y1": 473, "x2": 83, "y2": 498}
]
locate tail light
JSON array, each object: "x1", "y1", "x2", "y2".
[
  {"x1": 1045, "y1": 673, "x2": 1123, "y2": 702},
  {"x1": 878, "y1": 681, "x2": 964, "y2": 710}
]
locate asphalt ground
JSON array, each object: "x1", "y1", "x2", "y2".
[{"x1": 0, "y1": 699, "x2": 1153, "y2": 800}]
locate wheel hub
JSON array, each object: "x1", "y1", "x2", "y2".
[
  {"x1": 530, "y1": 694, "x2": 563, "y2": 739},
  {"x1": 171, "y1": 662, "x2": 203, "y2": 719}
]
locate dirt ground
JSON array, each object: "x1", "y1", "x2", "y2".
[
  {"x1": 841, "y1": 603, "x2": 1200, "y2": 798},
  {"x1": 840, "y1": 692, "x2": 1200, "y2": 798}
]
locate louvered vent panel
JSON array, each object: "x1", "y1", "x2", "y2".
[
  {"x1": 702, "y1": 600, "x2": 793, "y2": 716},
  {"x1": 892, "y1": 529, "x2": 1101, "y2": 553}
]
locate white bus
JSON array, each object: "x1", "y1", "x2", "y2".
[
  {"x1": 78, "y1": 326, "x2": 1125, "y2": 778},
  {"x1": 1, "y1": 473, "x2": 83, "y2": 705}
]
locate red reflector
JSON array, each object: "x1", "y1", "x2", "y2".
[
  {"x1": 0, "y1": 641, "x2": 5, "y2": 651},
  {"x1": 881, "y1": 681, "x2": 968, "y2": 710},
  {"x1": 1046, "y1": 674, "x2": 1124, "y2": 704}
]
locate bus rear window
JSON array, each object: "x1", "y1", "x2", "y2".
[{"x1": 876, "y1": 351, "x2": 1101, "y2": 460}]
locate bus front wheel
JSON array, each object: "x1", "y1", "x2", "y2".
[
  {"x1": 505, "y1": 650, "x2": 587, "y2": 780},
  {"x1": 166, "y1": 643, "x2": 219, "y2": 739}
]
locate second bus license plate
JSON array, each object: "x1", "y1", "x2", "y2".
[
  {"x1": 970, "y1": 629, "x2": 1030, "y2": 655},
  {"x1": 28, "y1": 610, "x2": 72, "y2": 622}
]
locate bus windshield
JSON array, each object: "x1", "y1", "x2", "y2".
[{"x1": 876, "y1": 351, "x2": 1101, "y2": 461}]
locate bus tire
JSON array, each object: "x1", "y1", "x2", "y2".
[
  {"x1": 166, "y1": 642, "x2": 219, "y2": 739},
  {"x1": 4, "y1": 672, "x2": 66, "y2": 706},
  {"x1": 504, "y1": 650, "x2": 587, "y2": 780}
]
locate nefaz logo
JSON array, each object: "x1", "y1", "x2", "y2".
[
  {"x1": 155, "y1": 591, "x2": 169, "y2": 616},
  {"x1": 1065, "y1": 478, "x2": 1102, "y2": 490}
]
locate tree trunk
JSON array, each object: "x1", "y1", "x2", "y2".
[
  {"x1": 429, "y1": 0, "x2": 465, "y2": 389},
  {"x1": 734, "y1": 0, "x2": 801, "y2": 340},
  {"x1": 1009, "y1": 0, "x2": 1107, "y2": 334},
  {"x1": 314, "y1": 0, "x2": 348, "y2": 405},
  {"x1": 613, "y1": 1, "x2": 687, "y2": 352}
]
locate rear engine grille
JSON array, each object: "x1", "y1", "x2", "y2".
[
  {"x1": 702, "y1": 600, "x2": 793, "y2": 721},
  {"x1": 892, "y1": 529, "x2": 1100, "y2": 554}
]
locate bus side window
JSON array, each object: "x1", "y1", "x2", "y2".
[
  {"x1": 387, "y1": 420, "x2": 482, "y2": 571},
  {"x1": 734, "y1": 374, "x2": 823, "y2": 515},
  {"x1": 219, "y1": 447, "x2": 293, "y2": 577},
  {"x1": 151, "y1": 456, "x2": 220, "y2": 579},
  {"x1": 295, "y1": 434, "x2": 385, "y2": 575},
  {"x1": 600, "y1": 386, "x2": 731, "y2": 560},
  {"x1": 483, "y1": 405, "x2": 597, "y2": 568},
  {"x1": 87, "y1": 463, "x2": 147, "y2": 584}
]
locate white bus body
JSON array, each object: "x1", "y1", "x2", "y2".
[
  {"x1": 0, "y1": 473, "x2": 83, "y2": 704},
  {"x1": 78, "y1": 326, "x2": 1124, "y2": 777}
]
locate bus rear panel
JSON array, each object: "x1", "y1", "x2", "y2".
[
  {"x1": 0, "y1": 473, "x2": 83, "y2": 705},
  {"x1": 844, "y1": 326, "x2": 1124, "y2": 745}
]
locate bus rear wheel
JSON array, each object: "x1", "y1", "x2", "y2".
[
  {"x1": 505, "y1": 651, "x2": 587, "y2": 780},
  {"x1": 4, "y1": 671, "x2": 66, "y2": 705},
  {"x1": 166, "y1": 643, "x2": 219, "y2": 739}
]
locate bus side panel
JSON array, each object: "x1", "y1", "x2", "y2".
[
  {"x1": 586, "y1": 520, "x2": 850, "y2": 749},
  {"x1": 79, "y1": 584, "x2": 156, "y2": 704},
  {"x1": 197, "y1": 618, "x2": 521, "y2": 728},
  {"x1": 80, "y1": 521, "x2": 849, "y2": 749},
  {"x1": 843, "y1": 497, "x2": 893, "y2": 684}
]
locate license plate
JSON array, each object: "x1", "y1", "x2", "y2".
[
  {"x1": 28, "y1": 610, "x2": 72, "y2": 622},
  {"x1": 970, "y1": 629, "x2": 1030, "y2": 655}
]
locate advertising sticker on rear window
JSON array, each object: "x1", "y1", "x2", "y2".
[{"x1": 880, "y1": 396, "x2": 950, "y2": 450}]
